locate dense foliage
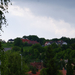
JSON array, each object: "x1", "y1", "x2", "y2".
[{"x1": 2, "y1": 35, "x2": 75, "y2": 75}]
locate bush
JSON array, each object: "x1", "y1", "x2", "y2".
[{"x1": 12, "y1": 46, "x2": 21, "y2": 52}]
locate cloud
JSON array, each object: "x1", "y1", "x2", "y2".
[
  {"x1": 8, "y1": 5, "x2": 32, "y2": 17},
  {"x1": 30, "y1": 15, "x2": 75, "y2": 38},
  {"x1": 2, "y1": 4, "x2": 75, "y2": 41}
]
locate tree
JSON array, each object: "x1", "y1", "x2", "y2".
[
  {"x1": 39, "y1": 38, "x2": 45, "y2": 45},
  {"x1": 28, "y1": 35, "x2": 39, "y2": 42},
  {"x1": 0, "y1": 0, "x2": 11, "y2": 31},
  {"x1": 66, "y1": 58, "x2": 73, "y2": 75},
  {"x1": 60, "y1": 37, "x2": 70, "y2": 44},
  {"x1": 40, "y1": 46, "x2": 59, "y2": 75},
  {"x1": 29, "y1": 65, "x2": 37, "y2": 74},
  {"x1": 0, "y1": 42, "x2": 5, "y2": 75},
  {"x1": 40, "y1": 68, "x2": 47, "y2": 75},
  {"x1": 21, "y1": 46, "x2": 23, "y2": 53},
  {"x1": 2, "y1": 51, "x2": 28, "y2": 75},
  {"x1": 64, "y1": 49, "x2": 71, "y2": 59},
  {"x1": 70, "y1": 50, "x2": 75, "y2": 58},
  {"x1": 23, "y1": 35, "x2": 28, "y2": 39},
  {"x1": 12, "y1": 46, "x2": 21, "y2": 52},
  {"x1": 32, "y1": 66, "x2": 37, "y2": 74},
  {"x1": 14, "y1": 38, "x2": 23, "y2": 47}
]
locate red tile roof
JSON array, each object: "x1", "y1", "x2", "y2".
[
  {"x1": 28, "y1": 69, "x2": 66, "y2": 75},
  {"x1": 21, "y1": 39, "x2": 39, "y2": 44},
  {"x1": 30, "y1": 62, "x2": 43, "y2": 70},
  {"x1": 28, "y1": 71, "x2": 40, "y2": 75},
  {"x1": 59, "y1": 69, "x2": 66, "y2": 75}
]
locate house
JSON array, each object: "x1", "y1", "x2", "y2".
[
  {"x1": 62, "y1": 42, "x2": 67, "y2": 45},
  {"x1": 56, "y1": 40, "x2": 67, "y2": 45},
  {"x1": 4, "y1": 48, "x2": 12, "y2": 52},
  {"x1": 30, "y1": 62, "x2": 43, "y2": 70},
  {"x1": 59, "y1": 69, "x2": 66, "y2": 75},
  {"x1": 8, "y1": 39, "x2": 14, "y2": 43},
  {"x1": 28, "y1": 71, "x2": 40, "y2": 75},
  {"x1": 21, "y1": 39, "x2": 39, "y2": 44},
  {"x1": 45, "y1": 40, "x2": 67, "y2": 46},
  {"x1": 45, "y1": 42, "x2": 51, "y2": 46},
  {"x1": 28, "y1": 61, "x2": 43, "y2": 75}
]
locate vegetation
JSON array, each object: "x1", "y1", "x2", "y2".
[
  {"x1": 0, "y1": 0, "x2": 11, "y2": 31},
  {"x1": 66, "y1": 58, "x2": 73, "y2": 75},
  {"x1": 1, "y1": 51, "x2": 28, "y2": 75},
  {"x1": 1, "y1": 35, "x2": 75, "y2": 75},
  {"x1": 0, "y1": 0, "x2": 75, "y2": 74},
  {"x1": 40, "y1": 46, "x2": 59, "y2": 75}
]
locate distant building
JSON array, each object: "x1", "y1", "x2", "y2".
[
  {"x1": 4, "y1": 48, "x2": 12, "y2": 52},
  {"x1": 30, "y1": 62, "x2": 43, "y2": 70},
  {"x1": 8, "y1": 39, "x2": 14, "y2": 43},
  {"x1": 21, "y1": 39, "x2": 39, "y2": 44},
  {"x1": 45, "y1": 40, "x2": 67, "y2": 46},
  {"x1": 28, "y1": 71, "x2": 40, "y2": 75}
]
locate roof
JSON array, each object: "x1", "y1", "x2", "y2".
[
  {"x1": 4, "y1": 48, "x2": 12, "y2": 52},
  {"x1": 28, "y1": 70, "x2": 66, "y2": 75},
  {"x1": 45, "y1": 40, "x2": 67, "y2": 46},
  {"x1": 21, "y1": 39, "x2": 39, "y2": 44},
  {"x1": 8, "y1": 39, "x2": 14, "y2": 41},
  {"x1": 28, "y1": 71, "x2": 40, "y2": 75},
  {"x1": 59, "y1": 70, "x2": 66, "y2": 75},
  {"x1": 30, "y1": 62, "x2": 43, "y2": 69}
]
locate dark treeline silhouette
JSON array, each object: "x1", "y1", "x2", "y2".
[{"x1": 23, "y1": 35, "x2": 75, "y2": 45}]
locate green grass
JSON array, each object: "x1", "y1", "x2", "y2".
[
  {"x1": 2, "y1": 42, "x2": 32, "y2": 52},
  {"x1": 2, "y1": 43, "x2": 14, "y2": 48}
]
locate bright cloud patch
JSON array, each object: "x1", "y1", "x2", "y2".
[{"x1": 3, "y1": 5, "x2": 75, "y2": 41}]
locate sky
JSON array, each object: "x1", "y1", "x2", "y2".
[{"x1": 0, "y1": 0, "x2": 75, "y2": 41}]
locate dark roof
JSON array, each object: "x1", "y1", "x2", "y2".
[
  {"x1": 8, "y1": 39, "x2": 14, "y2": 41},
  {"x1": 4, "y1": 48, "x2": 12, "y2": 52}
]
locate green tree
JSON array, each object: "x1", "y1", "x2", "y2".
[
  {"x1": 21, "y1": 46, "x2": 23, "y2": 53},
  {"x1": 12, "y1": 46, "x2": 21, "y2": 52},
  {"x1": 60, "y1": 37, "x2": 70, "y2": 44},
  {"x1": 66, "y1": 58, "x2": 73, "y2": 75},
  {"x1": 71, "y1": 43, "x2": 75, "y2": 50},
  {"x1": 41, "y1": 46, "x2": 59, "y2": 75},
  {"x1": 33, "y1": 49, "x2": 39, "y2": 59},
  {"x1": 0, "y1": 0, "x2": 11, "y2": 31},
  {"x1": 28, "y1": 35, "x2": 39, "y2": 42},
  {"x1": 23, "y1": 35, "x2": 28, "y2": 39},
  {"x1": 39, "y1": 38, "x2": 45, "y2": 45},
  {"x1": 32, "y1": 66, "x2": 37, "y2": 74},
  {"x1": 51, "y1": 43, "x2": 58, "y2": 49},
  {"x1": 54, "y1": 51, "x2": 65, "y2": 59},
  {"x1": 70, "y1": 50, "x2": 75, "y2": 58},
  {"x1": 40, "y1": 68, "x2": 47, "y2": 75},
  {"x1": 64, "y1": 49, "x2": 71, "y2": 59},
  {"x1": 2, "y1": 51, "x2": 28, "y2": 75},
  {"x1": 0, "y1": 1, "x2": 11, "y2": 75},
  {"x1": 14, "y1": 38, "x2": 23, "y2": 47}
]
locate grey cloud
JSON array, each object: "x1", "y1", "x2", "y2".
[{"x1": 13, "y1": 0, "x2": 75, "y2": 26}]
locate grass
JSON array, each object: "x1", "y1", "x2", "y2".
[
  {"x1": 2, "y1": 43, "x2": 14, "y2": 48},
  {"x1": 2, "y1": 42, "x2": 32, "y2": 52}
]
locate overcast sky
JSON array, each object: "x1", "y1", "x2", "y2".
[{"x1": 0, "y1": 0, "x2": 75, "y2": 41}]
